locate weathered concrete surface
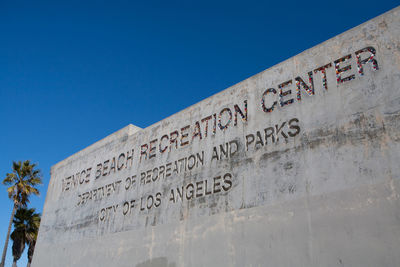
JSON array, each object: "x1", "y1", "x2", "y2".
[{"x1": 33, "y1": 6, "x2": 400, "y2": 267}]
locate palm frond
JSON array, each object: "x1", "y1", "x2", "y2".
[
  {"x1": 12, "y1": 207, "x2": 41, "y2": 253},
  {"x1": 3, "y1": 160, "x2": 42, "y2": 206}
]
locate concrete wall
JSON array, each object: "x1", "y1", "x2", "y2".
[{"x1": 32, "y1": 6, "x2": 400, "y2": 267}]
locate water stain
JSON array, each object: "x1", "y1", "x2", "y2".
[{"x1": 135, "y1": 257, "x2": 176, "y2": 267}]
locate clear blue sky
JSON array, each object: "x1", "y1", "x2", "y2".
[{"x1": 0, "y1": 1, "x2": 398, "y2": 266}]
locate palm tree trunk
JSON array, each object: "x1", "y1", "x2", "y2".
[
  {"x1": 26, "y1": 262, "x2": 31, "y2": 267},
  {"x1": 0, "y1": 204, "x2": 17, "y2": 267},
  {"x1": 12, "y1": 259, "x2": 17, "y2": 267}
]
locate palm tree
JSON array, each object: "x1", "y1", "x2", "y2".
[
  {"x1": 27, "y1": 238, "x2": 37, "y2": 267},
  {"x1": 10, "y1": 208, "x2": 41, "y2": 267},
  {"x1": 0, "y1": 161, "x2": 42, "y2": 267},
  {"x1": 10, "y1": 226, "x2": 25, "y2": 267},
  {"x1": 25, "y1": 210, "x2": 40, "y2": 267}
]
